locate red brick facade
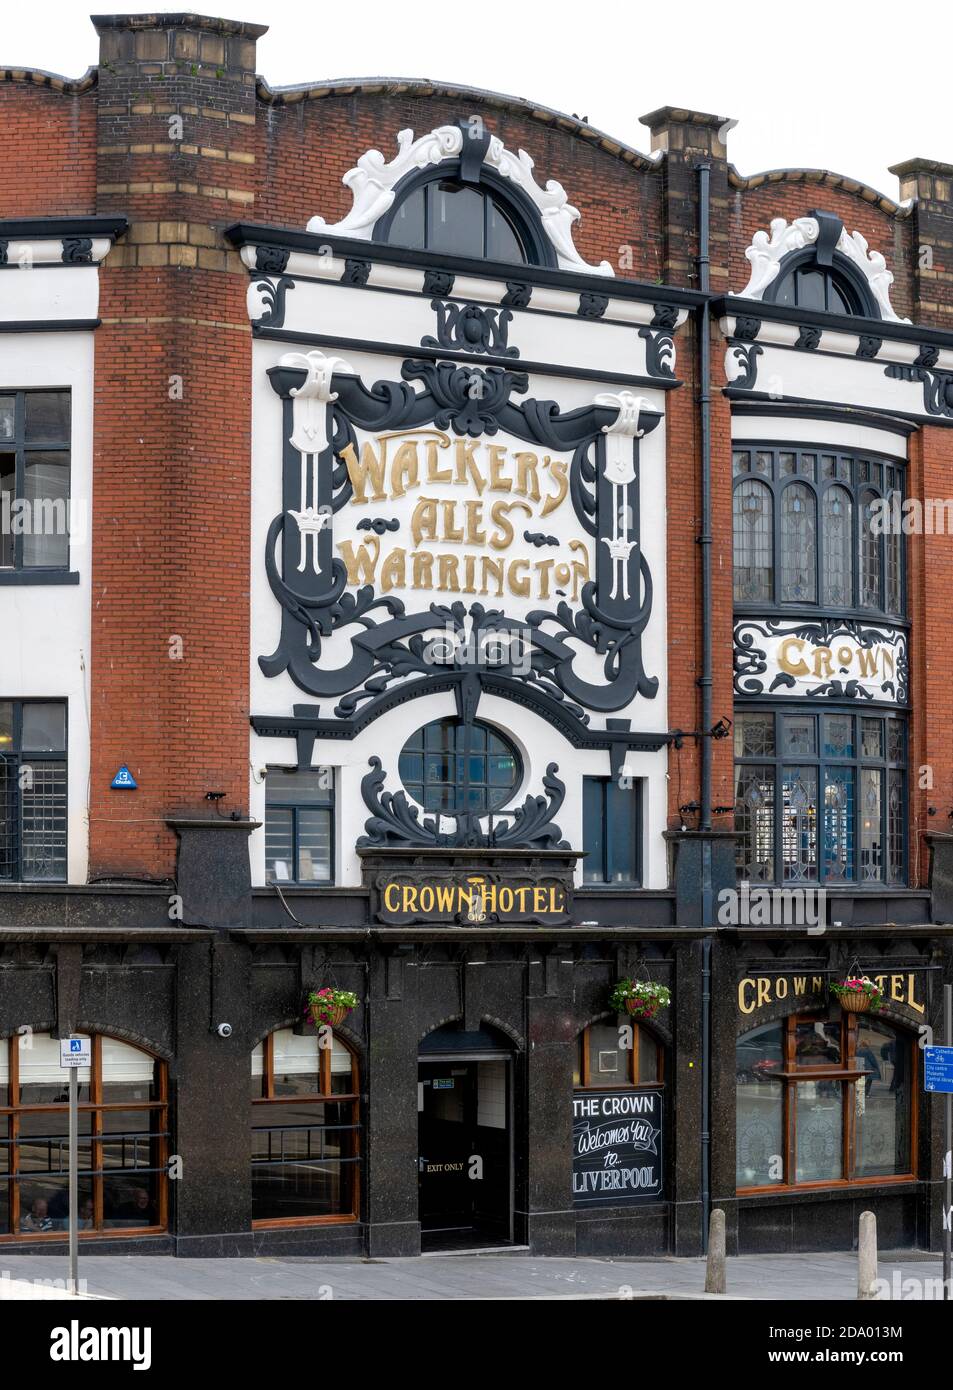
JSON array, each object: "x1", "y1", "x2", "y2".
[{"x1": 2, "y1": 11, "x2": 952, "y2": 885}]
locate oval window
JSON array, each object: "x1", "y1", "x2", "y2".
[{"x1": 398, "y1": 718, "x2": 521, "y2": 815}]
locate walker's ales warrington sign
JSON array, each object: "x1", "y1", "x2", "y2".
[
  {"x1": 734, "y1": 619, "x2": 907, "y2": 703},
  {"x1": 373, "y1": 870, "x2": 572, "y2": 925},
  {"x1": 572, "y1": 1089, "x2": 663, "y2": 1206}
]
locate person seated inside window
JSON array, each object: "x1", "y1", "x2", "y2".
[
  {"x1": 77, "y1": 1199, "x2": 95, "y2": 1230},
  {"x1": 121, "y1": 1187, "x2": 155, "y2": 1226},
  {"x1": 20, "y1": 1198, "x2": 54, "y2": 1233}
]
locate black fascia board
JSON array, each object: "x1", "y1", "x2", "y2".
[
  {"x1": 224, "y1": 221, "x2": 707, "y2": 310},
  {"x1": 713, "y1": 294, "x2": 953, "y2": 353},
  {"x1": 0, "y1": 215, "x2": 128, "y2": 241}
]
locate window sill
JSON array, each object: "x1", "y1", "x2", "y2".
[
  {"x1": 0, "y1": 569, "x2": 79, "y2": 586},
  {"x1": 737, "y1": 1177, "x2": 917, "y2": 1204}
]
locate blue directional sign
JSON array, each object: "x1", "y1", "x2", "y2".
[
  {"x1": 924, "y1": 1047, "x2": 953, "y2": 1093},
  {"x1": 111, "y1": 765, "x2": 138, "y2": 789}
]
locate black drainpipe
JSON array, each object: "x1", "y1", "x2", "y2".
[{"x1": 695, "y1": 160, "x2": 713, "y2": 1253}]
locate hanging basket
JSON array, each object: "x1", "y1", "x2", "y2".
[
  {"x1": 610, "y1": 978, "x2": 671, "y2": 1018},
  {"x1": 830, "y1": 975, "x2": 884, "y2": 1015},
  {"x1": 624, "y1": 997, "x2": 661, "y2": 1021},
  {"x1": 304, "y1": 988, "x2": 358, "y2": 1030}
]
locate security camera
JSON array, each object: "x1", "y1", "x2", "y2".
[{"x1": 216, "y1": 1023, "x2": 233, "y2": 1039}]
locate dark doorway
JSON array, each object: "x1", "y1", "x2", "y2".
[{"x1": 418, "y1": 1029, "x2": 513, "y2": 1252}]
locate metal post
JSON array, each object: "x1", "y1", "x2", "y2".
[
  {"x1": 68, "y1": 1061, "x2": 78, "y2": 1294},
  {"x1": 945, "y1": 983, "x2": 952, "y2": 1300}
]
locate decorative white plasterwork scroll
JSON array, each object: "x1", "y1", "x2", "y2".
[
  {"x1": 280, "y1": 350, "x2": 354, "y2": 575},
  {"x1": 593, "y1": 391, "x2": 652, "y2": 600},
  {"x1": 736, "y1": 216, "x2": 908, "y2": 322},
  {"x1": 306, "y1": 124, "x2": 614, "y2": 277}
]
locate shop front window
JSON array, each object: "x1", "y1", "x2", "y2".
[
  {"x1": 251, "y1": 1029, "x2": 360, "y2": 1225},
  {"x1": 734, "y1": 709, "x2": 906, "y2": 886},
  {"x1": 0, "y1": 1032, "x2": 168, "y2": 1238},
  {"x1": 736, "y1": 1013, "x2": 913, "y2": 1191}
]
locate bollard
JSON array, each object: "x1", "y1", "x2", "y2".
[
  {"x1": 858, "y1": 1210, "x2": 879, "y2": 1300},
  {"x1": 705, "y1": 1208, "x2": 726, "y2": 1295}
]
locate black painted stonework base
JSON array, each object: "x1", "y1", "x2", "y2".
[{"x1": 1, "y1": 882, "x2": 951, "y2": 1259}]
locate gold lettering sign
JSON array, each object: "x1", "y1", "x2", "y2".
[
  {"x1": 336, "y1": 430, "x2": 590, "y2": 604},
  {"x1": 380, "y1": 876, "x2": 566, "y2": 921},
  {"x1": 738, "y1": 972, "x2": 925, "y2": 1016}
]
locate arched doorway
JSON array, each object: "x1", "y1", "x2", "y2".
[{"x1": 417, "y1": 1022, "x2": 514, "y2": 1252}]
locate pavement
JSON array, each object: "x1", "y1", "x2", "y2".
[{"x1": 0, "y1": 1249, "x2": 948, "y2": 1300}]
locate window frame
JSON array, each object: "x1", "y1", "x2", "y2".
[
  {"x1": 574, "y1": 1019, "x2": 665, "y2": 1089},
  {"x1": 582, "y1": 774, "x2": 643, "y2": 887},
  {"x1": 0, "y1": 1032, "x2": 169, "y2": 1241},
  {"x1": 374, "y1": 163, "x2": 554, "y2": 267},
  {"x1": 732, "y1": 443, "x2": 906, "y2": 620},
  {"x1": 250, "y1": 1029, "x2": 361, "y2": 1228},
  {"x1": 765, "y1": 248, "x2": 877, "y2": 319},
  {"x1": 0, "y1": 389, "x2": 72, "y2": 574},
  {"x1": 0, "y1": 698, "x2": 68, "y2": 884},
  {"x1": 733, "y1": 706, "x2": 906, "y2": 888},
  {"x1": 736, "y1": 1011, "x2": 917, "y2": 1195},
  {"x1": 264, "y1": 767, "x2": 335, "y2": 886},
  {"x1": 398, "y1": 718, "x2": 522, "y2": 819}
]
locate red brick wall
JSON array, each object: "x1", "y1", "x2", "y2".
[
  {"x1": 0, "y1": 83, "x2": 96, "y2": 216},
  {"x1": 906, "y1": 425, "x2": 953, "y2": 888},
  {"x1": 256, "y1": 93, "x2": 665, "y2": 281}
]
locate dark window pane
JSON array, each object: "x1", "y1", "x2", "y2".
[
  {"x1": 780, "y1": 483, "x2": 816, "y2": 602},
  {"x1": 735, "y1": 764, "x2": 775, "y2": 883},
  {"x1": 486, "y1": 197, "x2": 524, "y2": 263},
  {"x1": 265, "y1": 768, "x2": 332, "y2": 805},
  {"x1": 795, "y1": 1081, "x2": 844, "y2": 1181},
  {"x1": 21, "y1": 702, "x2": 66, "y2": 752},
  {"x1": 606, "y1": 778, "x2": 639, "y2": 884},
  {"x1": 795, "y1": 268, "x2": 827, "y2": 311},
  {"x1": 20, "y1": 759, "x2": 67, "y2": 881},
  {"x1": 0, "y1": 454, "x2": 14, "y2": 568},
  {"x1": 828, "y1": 278, "x2": 853, "y2": 314},
  {"x1": 733, "y1": 479, "x2": 773, "y2": 602},
  {"x1": 822, "y1": 486, "x2": 853, "y2": 606},
  {"x1": 428, "y1": 182, "x2": 485, "y2": 258},
  {"x1": 823, "y1": 715, "x2": 853, "y2": 759},
  {"x1": 265, "y1": 805, "x2": 294, "y2": 883},
  {"x1": 102, "y1": 1174, "x2": 159, "y2": 1228},
  {"x1": 24, "y1": 392, "x2": 70, "y2": 444},
  {"x1": 637, "y1": 1030, "x2": 660, "y2": 1084},
  {"x1": 736, "y1": 1022, "x2": 784, "y2": 1187},
  {"x1": 783, "y1": 715, "x2": 815, "y2": 756},
  {"x1": 854, "y1": 1020, "x2": 910, "y2": 1177},
  {"x1": 296, "y1": 807, "x2": 331, "y2": 882},
  {"x1": 388, "y1": 186, "x2": 425, "y2": 249},
  {"x1": 582, "y1": 776, "x2": 606, "y2": 884},
  {"x1": 734, "y1": 713, "x2": 775, "y2": 758},
  {"x1": 0, "y1": 396, "x2": 14, "y2": 441},
  {"x1": 23, "y1": 453, "x2": 70, "y2": 567},
  {"x1": 860, "y1": 768, "x2": 883, "y2": 881},
  {"x1": 781, "y1": 767, "x2": 817, "y2": 882},
  {"x1": 861, "y1": 718, "x2": 884, "y2": 759},
  {"x1": 586, "y1": 1022, "x2": 627, "y2": 1086},
  {"x1": 823, "y1": 770, "x2": 854, "y2": 882}
]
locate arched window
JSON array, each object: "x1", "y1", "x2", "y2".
[
  {"x1": 250, "y1": 1028, "x2": 360, "y2": 1225},
  {"x1": 732, "y1": 478, "x2": 773, "y2": 602},
  {"x1": 574, "y1": 1019, "x2": 663, "y2": 1088},
  {"x1": 386, "y1": 176, "x2": 531, "y2": 262},
  {"x1": 399, "y1": 719, "x2": 521, "y2": 816},
  {"x1": 736, "y1": 1012, "x2": 914, "y2": 1190},
  {"x1": 772, "y1": 261, "x2": 867, "y2": 315},
  {"x1": 780, "y1": 482, "x2": 816, "y2": 603},
  {"x1": 731, "y1": 446, "x2": 904, "y2": 618},
  {"x1": 0, "y1": 1032, "x2": 167, "y2": 1239},
  {"x1": 822, "y1": 485, "x2": 853, "y2": 607}
]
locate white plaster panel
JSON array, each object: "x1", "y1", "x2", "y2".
[
  {"x1": 731, "y1": 413, "x2": 909, "y2": 460},
  {"x1": 0, "y1": 331, "x2": 94, "y2": 883}
]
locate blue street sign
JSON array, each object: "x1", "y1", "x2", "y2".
[
  {"x1": 111, "y1": 765, "x2": 138, "y2": 789},
  {"x1": 924, "y1": 1046, "x2": 953, "y2": 1093}
]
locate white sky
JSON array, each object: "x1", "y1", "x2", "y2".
[{"x1": 5, "y1": 1, "x2": 950, "y2": 202}]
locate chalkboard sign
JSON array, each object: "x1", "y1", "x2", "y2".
[{"x1": 572, "y1": 1088, "x2": 663, "y2": 1206}]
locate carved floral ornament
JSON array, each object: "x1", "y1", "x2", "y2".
[
  {"x1": 306, "y1": 123, "x2": 614, "y2": 277},
  {"x1": 736, "y1": 216, "x2": 908, "y2": 323}
]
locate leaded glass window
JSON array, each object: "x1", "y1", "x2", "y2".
[
  {"x1": 780, "y1": 483, "x2": 816, "y2": 602},
  {"x1": 734, "y1": 709, "x2": 906, "y2": 886},
  {"x1": 731, "y1": 445, "x2": 904, "y2": 618}
]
